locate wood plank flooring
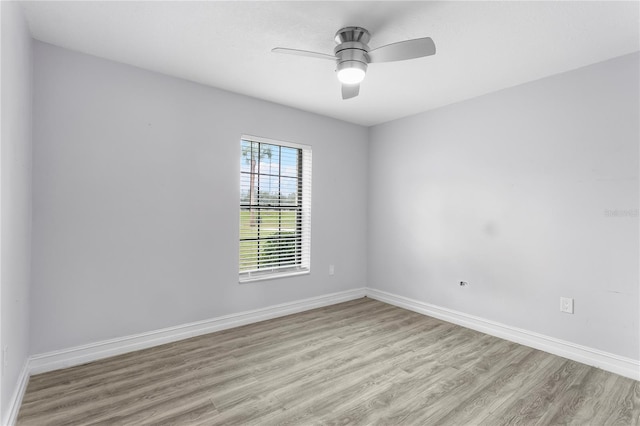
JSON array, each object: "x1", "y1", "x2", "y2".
[{"x1": 17, "y1": 297, "x2": 640, "y2": 425}]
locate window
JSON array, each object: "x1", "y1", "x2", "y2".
[{"x1": 239, "y1": 135, "x2": 312, "y2": 282}]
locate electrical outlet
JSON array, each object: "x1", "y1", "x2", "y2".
[
  {"x1": 329, "y1": 265, "x2": 335, "y2": 276},
  {"x1": 560, "y1": 297, "x2": 574, "y2": 314}
]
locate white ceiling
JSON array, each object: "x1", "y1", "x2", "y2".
[{"x1": 21, "y1": 1, "x2": 640, "y2": 127}]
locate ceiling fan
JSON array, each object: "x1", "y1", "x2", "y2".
[{"x1": 272, "y1": 26, "x2": 436, "y2": 100}]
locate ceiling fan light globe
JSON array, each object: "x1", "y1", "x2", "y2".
[
  {"x1": 336, "y1": 60, "x2": 367, "y2": 85},
  {"x1": 337, "y1": 67, "x2": 366, "y2": 84}
]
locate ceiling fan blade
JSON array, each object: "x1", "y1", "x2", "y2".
[
  {"x1": 342, "y1": 83, "x2": 360, "y2": 100},
  {"x1": 272, "y1": 47, "x2": 335, "y2": 61},
  {"x1": 367, "y1": 37, "x2": 436, "y2": 63}
]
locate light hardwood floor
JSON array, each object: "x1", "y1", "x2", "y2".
[{"x1": 17, "y1": 297, "x2": 640, "y2": 425}]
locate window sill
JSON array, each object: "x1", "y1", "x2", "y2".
[{"x1": 239, "y1": 269, "x2": 310, "y2": 283}]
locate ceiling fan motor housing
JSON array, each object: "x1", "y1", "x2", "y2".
[{"x1": 334, "y1": 27, "x2": 370, "y2": 79}]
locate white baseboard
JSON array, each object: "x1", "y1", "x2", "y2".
[
  {"x1": 29, "y1": 287, "x2": 366, "y2": 375},
  {"x1": 366, "y1": 288, "x2": 640, "y2": 381},
  {"x1": 4, "y1": 360, "x2": 30, "y2": 426}
]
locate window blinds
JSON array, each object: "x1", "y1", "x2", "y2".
[{"x1": 239, "y1": 135, "x2": 312, "y2": 281}]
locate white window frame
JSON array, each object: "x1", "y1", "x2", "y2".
[{"x1": 239, "y1": 135, "x2": 312, "y2": 283}]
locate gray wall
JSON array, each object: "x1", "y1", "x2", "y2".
[
  {"x1": 1, "y1": 1, "x2": 33, "y2": 421},
  {"x1": 31, "y1": 42, "x2": 369, "y2": 354},
  {"x1": 368, "y1": 52, "x2": 639, "y2": 360}
]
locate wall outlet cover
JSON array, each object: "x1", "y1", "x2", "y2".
[{"x1": 560, "y1": 297, "x2": 574, "y2": 314}]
